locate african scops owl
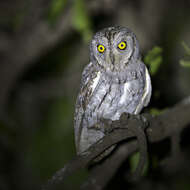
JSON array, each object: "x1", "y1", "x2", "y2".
[{"x1": 74, "y1": 26, "x2": 152, "y2": 158}]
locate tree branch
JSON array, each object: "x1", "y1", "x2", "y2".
[
  {"x1": 0, "y1": 3, "x2": 72, "y2": 114},
  {"x1": 81, "y1": 141, "x2": 138, "y2": 190},
  {"x1": 42, "y1": 96, "x2": 190, "y2": 190}
]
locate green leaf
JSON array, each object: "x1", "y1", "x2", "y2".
[
  {"x1": 144, "y1": 46, "x2": 163, "y2": 76},
  {"x1": 149, "y1": 108, "x2": 166, "y2": 116},
  {"x1": 26, "y1": 97, "x2": 75, "y2": 179},
  {"x1": 48, "y1": 0, "x2": 67, "y2": 24},
  {"x1": 72, "y1": 0, "x2": 92, "y2": 42},
  {"x1": 129, "y1": 152, "x2": 148, "y2": 176},
  {"x1": 180, "y1": 60, "x2": 190, "y2": 67},
  {"x1": 182, "y1": 41, "x2": 190, "y2": 56},
  {"x1": 180, "y1": 42, "x2": 190, "y2": 68}
]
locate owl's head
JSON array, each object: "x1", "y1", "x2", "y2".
[{"x1": 90, "y1": 26, "x2": 140, "y2": 73}]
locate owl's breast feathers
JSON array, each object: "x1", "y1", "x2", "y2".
[{"x1": 74, "y1": 61, "x2": 151, "y2": 154}]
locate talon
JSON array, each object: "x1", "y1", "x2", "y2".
[{"x1": 120, "y1": 112, "x2": 129, "y2": 121}]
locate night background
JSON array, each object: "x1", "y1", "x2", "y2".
[{"x1": 0, "y1": 0, "x2": 190, "y2": 189}]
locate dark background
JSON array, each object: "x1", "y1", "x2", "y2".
[{"x1": 0, "y1": 0, "x2": 190, "y2": 189}]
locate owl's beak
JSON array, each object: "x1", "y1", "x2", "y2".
[{"x1": 106, "y1": 52, "x2": 115, "y2": 65}]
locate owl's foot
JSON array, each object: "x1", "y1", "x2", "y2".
[
  {"x1": 90, "y1": 118, "x2": 115, "y2": 134},
  {"x1": 89, "y1": 120, "x2": 110, "y2": 134},
  {"x1": 119, "y1": 112, "x2": 149, "y2": 130}
]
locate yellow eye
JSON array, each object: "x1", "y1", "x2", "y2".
[
  {"x1": 97, "y1": 44, "x2": 105, "y2": 53},
  {"x1": 118, "y1": 41, "x2": 127, "y2": 50}
]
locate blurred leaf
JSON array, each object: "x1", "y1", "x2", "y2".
[
  {"x1": 48, "y1": 0, "x2": 67, "y2": 24},
  {"x1": 144, "y1": 46, "x2": 163, "y2": 76},
  {"x1": 72, "y1": 0, "x2": 92, "y2": 42},
  {"x1": 129, "y1": 152, "x2": 148, "y2": 176},
  {"x1": 182, "y1": 41, "x2": 190, "y2": 56},
  {"x1": 180, "y1": 42, "x2": 190, "y2": 68},
  {"x1": 180, "y1": 60, "x2": 190, "y2": 67},
  {"x1": 26, "y1": 97, "x2": 75, "y2": 180},
  {"x1": 149, "y1": 108, "x2": 166, "y2": 116}
]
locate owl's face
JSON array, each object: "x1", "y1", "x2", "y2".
[{"x1": 90, "y1": 26, "x2": 140, "y2": 73}]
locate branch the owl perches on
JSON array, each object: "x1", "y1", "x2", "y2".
[{"x1": 42, "y1": 96, "x2": 190, "y2": 190}]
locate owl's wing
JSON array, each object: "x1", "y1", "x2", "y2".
[
  {"x1": 74, "y1": 62, "x2": 98, "y2": 152},
  {"x1": 142, "y1": 65, "x2": 152, "y2": 107},
  {"x1": 134, "y1": 64, "x2": 152, "y2": 114}
]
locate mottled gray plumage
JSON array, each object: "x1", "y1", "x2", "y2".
[{"x1": 74, "y1": 26, "x2": 152, "y2": 157}]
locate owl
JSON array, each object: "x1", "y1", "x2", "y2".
[{"x1": 74, "y1": 26, "x2": 152, "y2": 158}]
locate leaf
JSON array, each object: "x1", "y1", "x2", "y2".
[
  {"x1": 182, "y1": 41, "x2": 190, "y2": 56},
  {"x1": 26, "y1": 97, "x2": 75, "y2": 179},
  {"x1": 129, "y1": 152, "x2": 148, "y2": 176},
  {"x1": 180, "y1": 42, "x2": 190, "y2": 68},
  {"x1": 149, "y1": 108, "x2": 166, "y2": 116},
  {"x1": 180, "y1": 60, "x2": 190, "y2": 67},
  {"x1": 144, "y1": 46, "x2": 163, "y2": 76},
  {"x1": 72, "y1": 0, "x2": 92, "y2": 42},
  {"x1": 48, "y1": 0, "x2": 67, "y2": 24}
]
